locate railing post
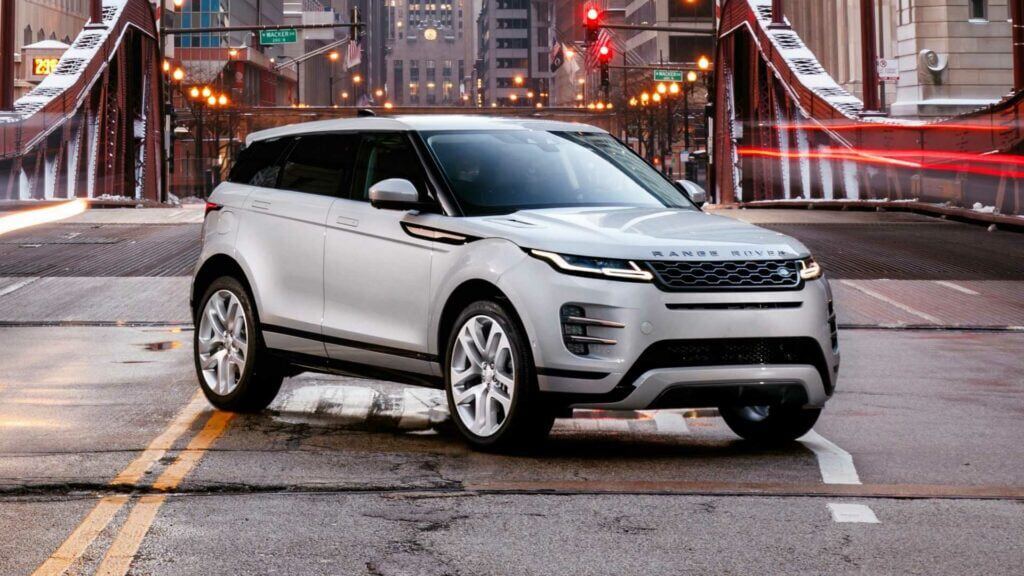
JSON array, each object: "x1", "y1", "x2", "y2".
[
  {"x1": 769, "y1": 0, "x2": 789, "y2": 29},
  {"x1": 1012, "y1": 0, "x2": 1024, "y2": 92},
  {"x1": 0, "y1": 0, "x2": 14, "y2": 111},
  {"x1": 859, "y1": 0, "x2": 882, "y2": 114},
  {"x1": 87, "y1": 0, "x2": 107, "y2": 28}
]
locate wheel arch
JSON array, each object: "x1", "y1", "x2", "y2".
[
  {"x1": 191, "y1": 253, "x2": 258, "y2": 322},
  {"x1": 436, "y1": 279, "x2": 534, "y2": 365}
]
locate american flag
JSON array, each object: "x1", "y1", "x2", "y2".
[{"x1": 584, "y1": 29, "x2": 613, "y2": 70}]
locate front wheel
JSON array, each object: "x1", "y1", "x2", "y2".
[
  {"x1": 444, "y1": 300, "x2": 554, "y2": 451},
  {"x1": 719, "y1": 404, "x2": 821, "y2": 444},
  {"x1": 194, "y1": 276, "x2": 283, "y2": 412}
]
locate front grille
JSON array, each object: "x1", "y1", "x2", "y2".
[
  {"x1": 620, "y1": 337, "x2": 832, "y2": 395},
  {"x1": 646, "y1": 259, "x2": 802, "y2": 291}
]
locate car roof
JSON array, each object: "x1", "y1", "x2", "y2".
[{"x1": 245, "y1": 114, "x2": 606, "y2": 146}]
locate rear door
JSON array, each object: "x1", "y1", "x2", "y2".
[
  {"x1": 237, "y1": 133, "x2": 356, "y2": 357},
  {"x1": 322, "y1": 132, "x2": 437, "y2": 375}
]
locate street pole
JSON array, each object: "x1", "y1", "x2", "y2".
[
  {"x1": 195, "y1": 108, "x2": 204, "y2": 197},
  {"x1": 1012, "y1": 0, "x2": 1024, "y2": 91},
  {"x1": 0, "y1": 0, "x2": 15, "y2": 111},
  {"x1": 768, "y1": 0, "x2": 788, "y2": 29},
  {"x1": 859, "y1": 0, "x2": 882, "y2": 114}
]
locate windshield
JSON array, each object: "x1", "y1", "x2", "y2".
[{"x1": 422, "y1": 130, "x2": 695, "y2": 216}]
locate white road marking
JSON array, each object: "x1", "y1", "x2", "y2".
[
  {"x1": 651, "y1": 411, "x2": 690, "y2": 435},
  {"x1": 798, "y1": 430, "x2": 861, "y2": 485},
  {"x1": 839, "y1": 280, "x2": 942, "y2": 324},
  {"x1": 934, "y1": 280, "x2": 980, "y2": 296},
  {"x1": 827, "y1": 503, "x2": 880, "y2": 524},
  {"x1": 0, "y1": 277, "x2": 39, "y2": 298}
]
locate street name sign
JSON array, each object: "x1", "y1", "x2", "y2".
[
  {"x1": 260, "y1": 29, "x2": 298, "y2": 45},
  {"x1": 652, "y1": 69, "x2": 684, "y2": 82}
]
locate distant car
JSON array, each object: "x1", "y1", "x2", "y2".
[{"x1": 190, "y1": 115, "x2": 839, "y2": 450}]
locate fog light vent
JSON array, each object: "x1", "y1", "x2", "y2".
[{"x1": 559, "y1": 305, "x2": 624, "y2": 356}]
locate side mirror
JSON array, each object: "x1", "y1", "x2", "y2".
[
  {"x1": 368, "y1": 178, "x2": 427, "y2": 210},
  {"x1": 675, "y1": 180, "x2": 707, "y2": 207}
]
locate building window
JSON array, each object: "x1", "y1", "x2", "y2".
[
  {"x1": 23, "y1": 26, "x2": 32, "y2": 47},
  {"x1": 410, "y1": 60, "x2": 420, "y2": 81},
  {"x1": 968, "y1": 0, "x2": 986, "y2": 20},
  {"x1": 426, "y1": 60, "x2": 436, "y2": 81}
]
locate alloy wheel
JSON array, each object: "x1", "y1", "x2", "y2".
[
  {"x1": 449, "y1": 314, "x2": 515, "y2": 437},
  {"x1": 197, "y1": 289, "x2": 248, "y2": 396}
]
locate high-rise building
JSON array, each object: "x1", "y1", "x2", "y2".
[
  {"x1": 385, "y1": 0, "x2": 474, "y2": 105},
  {"x1": 476, "y1": 0, "x2": 550, "y2": 107},
  {"x1": 12, "y1": 0, "x2": 90, "y2": 99},
  {"x1": 622, "y1": 0, "x2": 713, "y2": 66},
  {"x1": 784, "y1": 0, "x2": 1014, "y2": 118}
]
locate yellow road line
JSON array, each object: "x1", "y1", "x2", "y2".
[
  {"x1": 29, "y1": 391, "x2": 212, "y2": 576},
  {"x1": 30, "y1": 495, "x2": 129, "y2": 576},
  {"x1": 152, "y1": 410, "x2": 234, "y2": 491},
  {"x1": 94, "y1": 495, "x2": 167, "y2": 576},
  {"x1": 111, "y1": 390, "x2": 207, "y2": 486},
  {"x1": 96, "y1": 411, "x2": 235, "y2": 576}
]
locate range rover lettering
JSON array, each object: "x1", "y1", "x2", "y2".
[{"x1": 191, "y1": 116, "x2": 840, "y2": 450}]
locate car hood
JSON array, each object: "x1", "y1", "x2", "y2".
[{"x1": 431, "y1": 206, "x2": 810, "y2": 262}]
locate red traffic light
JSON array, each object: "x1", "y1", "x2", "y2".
[
  {"x1": 586, "y1": 7, "x2": 600, "y2": 22},
  {"x1": 598, "y1": 44, "x2": 613, "y2": 62}
]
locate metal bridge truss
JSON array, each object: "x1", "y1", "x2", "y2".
[
  {"x1": 714, "y1": 0, "x2": 1023, "y2": 216},
  {"x1": 0, "y1": 0, "x2": 163, "y2": 201}
]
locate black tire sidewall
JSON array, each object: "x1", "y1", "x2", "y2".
[
  {"x1": 443, "y1": 299, "x2": 541, "y2": 449},
  {"x1": 193, "y1": 276, "x2": 261, "y2": 409},
  {"x1": 719, "y1": 404, "x2": 821, "y2": 443}
]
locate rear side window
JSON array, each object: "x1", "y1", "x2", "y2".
[
  {"x1": 227, "y1": 137, "x2": 291, "y2": 187},
  {"x1": 278, "y1": 133, "x2": 359, "y2": 196}
]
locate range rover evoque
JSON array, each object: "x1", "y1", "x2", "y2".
[{"x1": 191, "y1": 115, "x2": 839, "y2": 450}]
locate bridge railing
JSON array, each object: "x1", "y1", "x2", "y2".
[
  {"x1": 714, "y1": 0, "x2": 1023, "y2": 216},
  {"x1": 0, "y1": 0, "x2": 163, "y2": 201}
]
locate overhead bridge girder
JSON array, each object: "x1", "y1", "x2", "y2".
[
  {"x1": 0, "y1": 0, "x2": 163, "y2": 201},
  {"x1": 714, "y1": 0, "x2": 1023, "y2": 216}
]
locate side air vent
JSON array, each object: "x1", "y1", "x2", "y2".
[{"x1": 559, "y1": 304, "x2": 623, "y2": 356}]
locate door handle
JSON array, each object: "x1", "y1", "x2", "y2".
[
  {"x1": 252, "y1": 200, "x2": 271, "y2": 210},
  {"x1": 335, "y1": 216, "x2": 359, "y2": 227}
]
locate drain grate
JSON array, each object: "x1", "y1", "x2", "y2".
[{"x1": 0, "y1": 223, "x2": 201, "y2": 277}]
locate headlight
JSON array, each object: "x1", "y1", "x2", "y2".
[
  {"x1": 799, "y1": 256, "x2": 822, "y2": 280},
  {"x1": 529, "y1": 249, "x2": 653, "y2": 282}
]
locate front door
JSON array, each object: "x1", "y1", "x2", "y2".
[{"x1": 323, "y1": 132, "x2": 437, "y2": 376}]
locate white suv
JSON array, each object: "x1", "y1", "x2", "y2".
[{"x1": 191, "y1": 115, "x2": 839, "y2": 450}]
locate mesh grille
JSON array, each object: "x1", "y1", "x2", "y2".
[{"x1": 646, "y1": 259, "x2": 802, "y2": 291}]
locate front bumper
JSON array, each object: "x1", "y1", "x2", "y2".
[{"x1": 498, "y1": 256, "x2": 840, "y2": 410}]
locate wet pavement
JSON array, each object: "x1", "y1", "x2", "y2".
[{"x1": 1, "y1": 207, "x2": 1022, "y2": 575}]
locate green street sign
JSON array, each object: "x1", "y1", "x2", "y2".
[
  {"x1": 652, "y1": 69, "x2": 683, "y2": 82},
  {"x1": 259, "y1": 29, "x2": 298, "y2": 45}
]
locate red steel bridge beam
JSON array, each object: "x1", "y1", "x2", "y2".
[
  {"x1": 859, "y1": 0, "x2": 882, "y2": 114},
  {"x1": 1013, "y1": 0, "x2": 1024, "y2": 91},
  {"x1": 0, "y1": 0, "x2": 14, "y2": 111}
]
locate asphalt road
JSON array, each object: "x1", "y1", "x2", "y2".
[{"x1": 0, "y1": 207, "x2": 1022, "y2": 575}]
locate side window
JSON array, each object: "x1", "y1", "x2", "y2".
[
  {"x1": 278, "y1": 133, "x2": 359, "y2": 196},
  {"x1": 352, "y1": 133, "x2": 431, "y2": 201},
  {"x1": 227, "y1": 137, "x2": 291, "y2": 187}
]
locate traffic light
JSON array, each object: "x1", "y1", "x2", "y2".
[
  {"x1": 584, "y1": 6, "x2": 600, "y2": 46},
  {"x1": 598, "y1": 44, "x2": 612, "y2": 88}
]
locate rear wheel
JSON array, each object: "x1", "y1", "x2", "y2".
[
  {"x1": 194, "y1": 276, "x2": 283, "y2": 412},
  {"x1": 444, "y1": 300, "x2": 554, "y2": 451},
  {"x1": 719, "y1": 404, "x2": 821, "y2": 444}
]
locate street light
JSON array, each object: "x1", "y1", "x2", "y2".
[
  {"x1": 352, "y1": 74, "x2": 362, "y2": 84},
  {"x1": 375, "y1": 88, "x2": 384, "y2": 97},
  {"x1": 514, "y1": 75, "x2": 524, "y2": 86},
  {"x1": 189, "y1": 86, "x2": 200, "y2": 98},
  {"x1": 218, "y1": 94, "x2": 228, "y2": 106},
  {"x1": 669, "y1": 82, "x2": 680, "y2": 95},
  {"x1": 652, "y1": 92, "x2": 661, "y2": 103},
  {"x1": 640, "y1": 92, "x2": 649, "y2": 103},
  {"x1": 172, "y1": 68, "x2": 185, "y2": 81},
  {"x1": 201, "y1": 86, "x2": 212, "y2": 98},
  {"x1": 687, "y1": 70, "x2": 698, "y2": 83},
  {"x1": 228, "y1": 48, "x2": 238, "y2": 58},
  {"x1": 657, "y1": 82, "x2": 667, "y2": 95},
  {"x1": 328, "y1": 51, "x2": 340, "y2": 62},
  {"x1": 697, "y1": 55, "x2": 711, "y2": 71},
  {"x1": 207, "y1": 95, "x2": 217, "y2": 106}
]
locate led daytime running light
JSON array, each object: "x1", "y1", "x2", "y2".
[{"x1": 530, "y1": 250, "x2": 653, "y2": 282}]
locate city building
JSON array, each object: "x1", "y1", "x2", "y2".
[
  {"x1": 384, "y1": 0, "x2": 474, "y2": 106},
  {"x1": 784, "y1": 0, "x2": 1015, "y2": 118},
  {"x1": 622, "y1": 0, "x2": 713, "y2": 67},
  {"x1": 11, "y1": 0, "x2": 90, "y2": 98},
  {"x1": 476, "y1": 0, "x2": 551, "y2": 107}
]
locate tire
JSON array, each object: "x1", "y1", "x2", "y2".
[
  {"x1": 443, "y1": 300, "x2": 555, "y2": 451},
  {"x1": 719, "y1": 404, "x2": 821, "y2": 444},
  {"x1": 193, "y1": 276, "x2": 284, "y2": 412}
]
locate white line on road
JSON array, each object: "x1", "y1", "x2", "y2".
[
  {"x1": 839, "y1": 280, "x2": 943, "y2": 324},
  {"x1": 934, "y1": 280, "x2": 980, "y2": 296},
  {"x1": 651, "y1": 411, "x2": 690, "y2": 435},
  {"x1": 0, "y1": 277, "x2": 39, "y2": 298},
  {"x1": 827, "y1": 503, "x2": 880, "y2": 524},
  {"x1": 799, "y1": 430, "x2": 861, "y2": 485}
]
